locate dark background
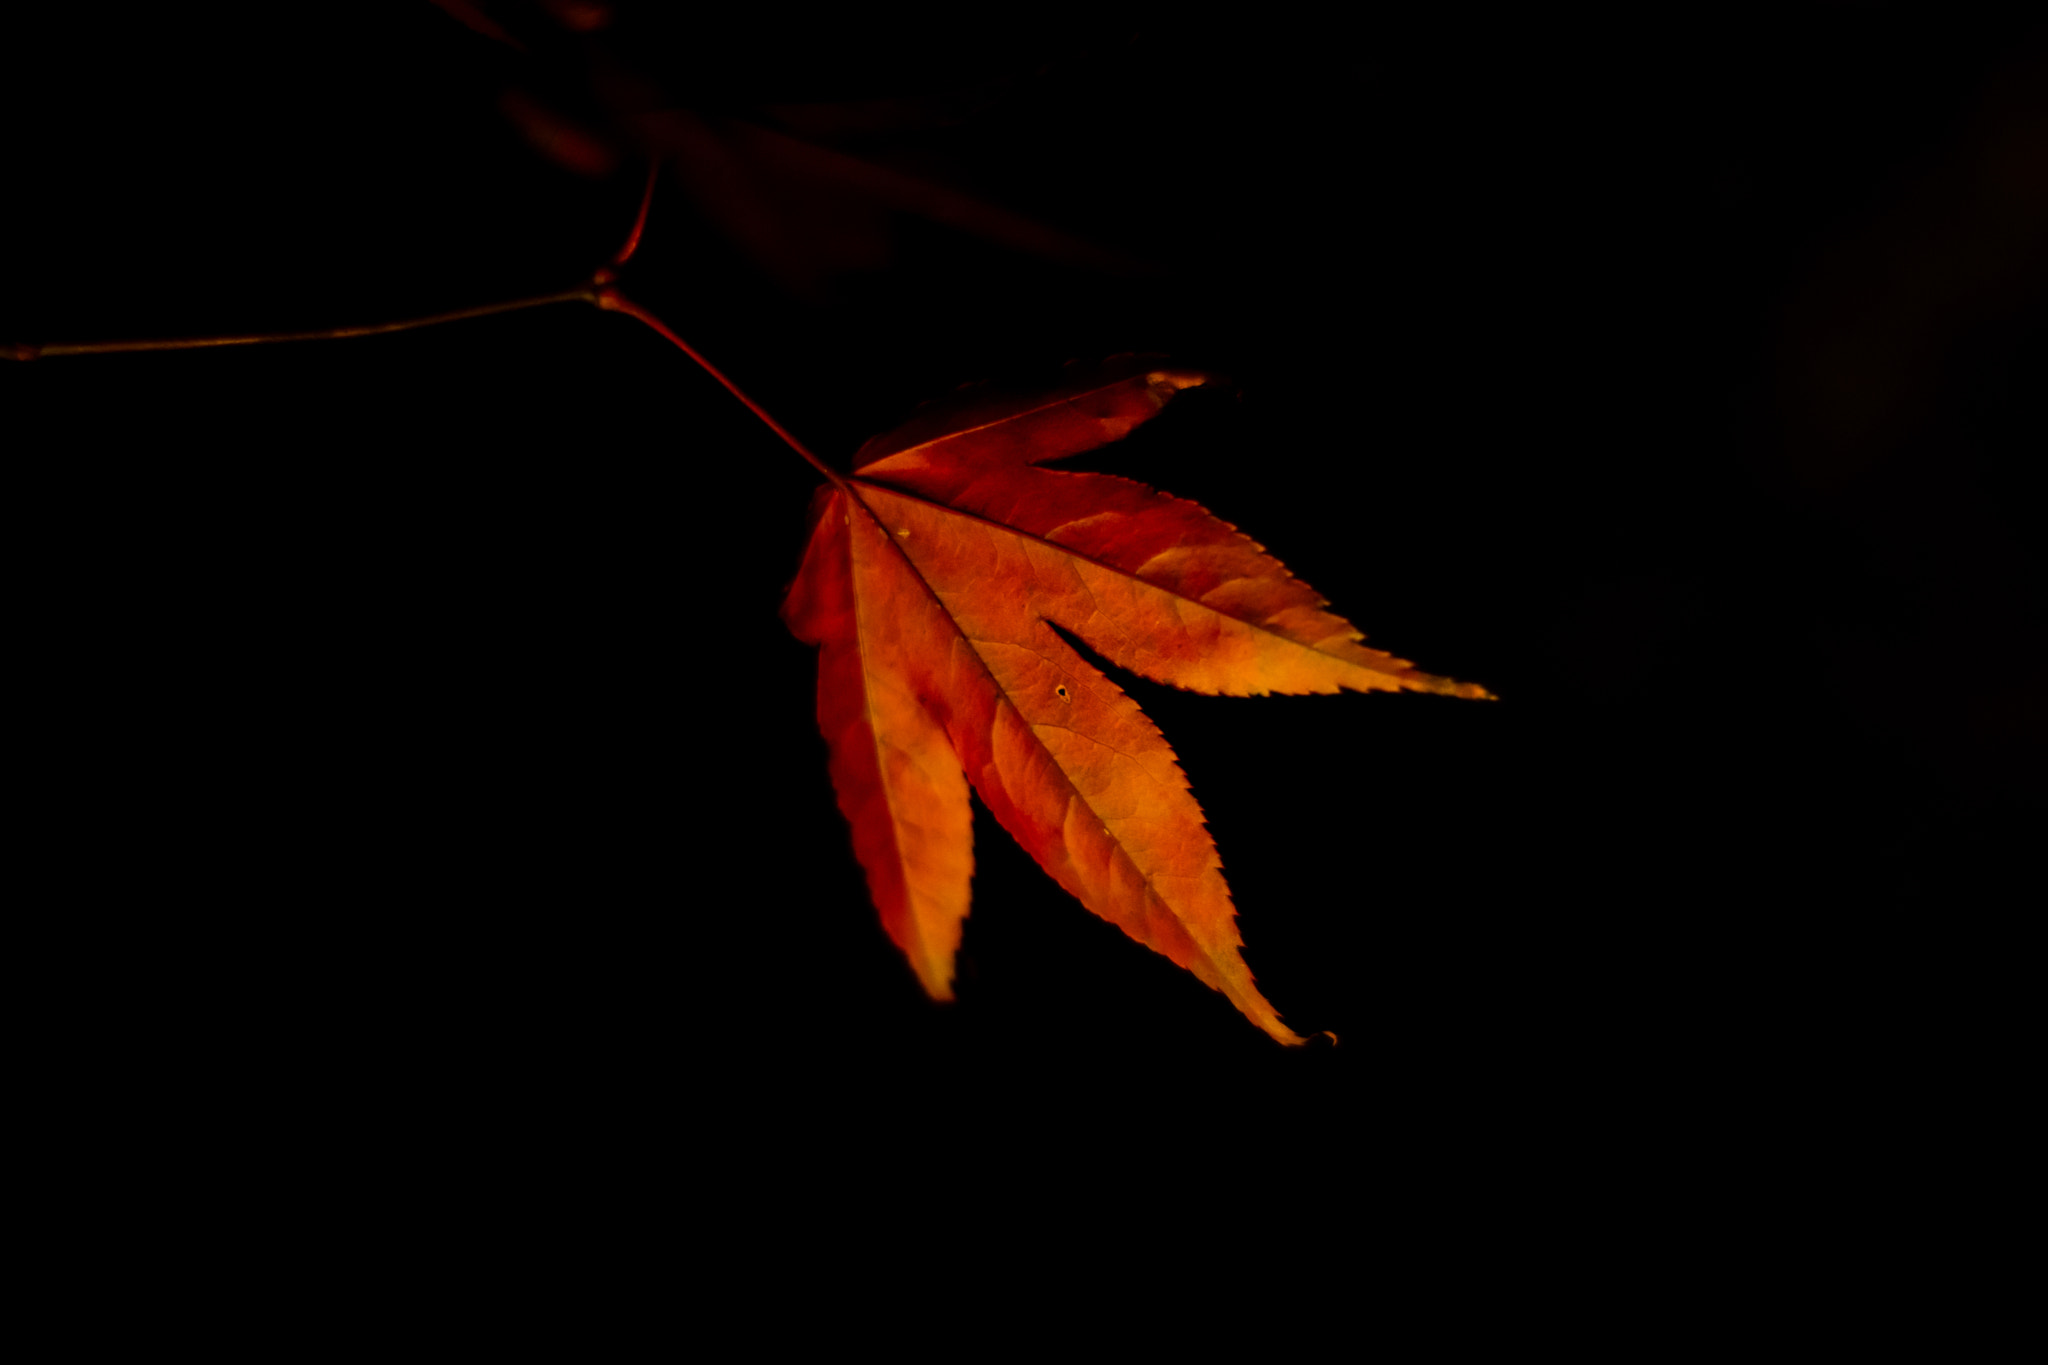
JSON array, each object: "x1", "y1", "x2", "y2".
[{"x1": 6, "y1": 5, "x2": 2039, "y2": 1213}]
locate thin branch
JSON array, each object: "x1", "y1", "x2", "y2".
[
  {"x1": 8, "y1": 161, "x2": 840, "y2": 488},
  {"x1": 8, "y1": 288, "x2": 595, "y2": 361}
]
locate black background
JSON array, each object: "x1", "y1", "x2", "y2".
[{"x1": 6, "y1": 5, "x2": 2040, "y2": 1226}]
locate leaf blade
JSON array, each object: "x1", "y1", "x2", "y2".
[
  {"x1": 784, "y1": 359, "x2": 1491, "y2": 1044},
  {"x1": 857, "y1": 472, "x2": 1493, "y2": 700},
  {"x1": 853, "y1": 355, "x2": 1213, "y2": 475},
  {"x1": 783, "y1": 489, "x2": 974, "y2": 1000}
]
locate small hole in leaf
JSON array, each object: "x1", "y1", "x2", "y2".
[{"x1": 1055, "y1": 685, "x2": 1069, "y2": 700}]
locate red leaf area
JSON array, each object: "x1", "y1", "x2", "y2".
[{"x1": 782, "y1": 358, "x2": 1491, "y2": 1044}]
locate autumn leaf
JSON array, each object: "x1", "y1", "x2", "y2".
[{"x1": 781, "y1": 357, "x2": 1492, "y2": 1045}]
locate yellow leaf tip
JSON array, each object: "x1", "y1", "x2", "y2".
[
  {"x1": 1420, "y1": 675, "x2": 1496, "y2": 701},
  {"x1": 1276, "y1": 1027, "x2": 1338, "y2": 1048}
]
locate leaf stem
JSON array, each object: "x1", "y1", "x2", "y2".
[
  {"x1": 595, "y1": 286, "x2": 845, "y2": 486},
  {"x1": 609, "y1": 158, "x2": 660, "y2": 270}
]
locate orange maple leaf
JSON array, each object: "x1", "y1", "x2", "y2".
[{"x1": 781, "y1": 357, "x2": 1493, "y2": 1045}]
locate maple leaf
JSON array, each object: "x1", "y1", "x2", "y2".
[{"x1": 781, "y1": 356, "x2": 1492, "y2": 1045}]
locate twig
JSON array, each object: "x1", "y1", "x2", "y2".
[{"x1": 6, "y1": 158, "x2": 843, "y2": 483}]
